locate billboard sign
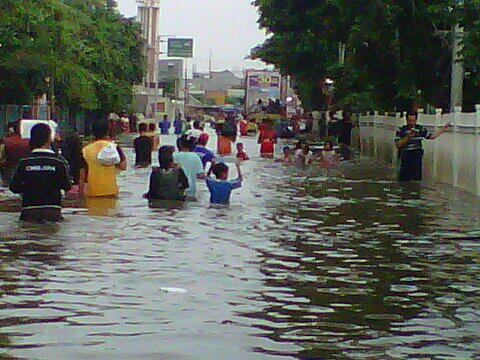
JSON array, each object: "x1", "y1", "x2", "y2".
[
  {"x1": 245, "y1": 70, "x2": 281, "y2": 111},
  {"x1": 248, "y1": 73, "x2": 280, "y2": 90},
  {"x1": 167, "y1": 38, "x2": 194, "y2": 58}
]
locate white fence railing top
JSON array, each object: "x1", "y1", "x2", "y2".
[{"x1": 359, "y1": 107, "x2": 480, "y2": 131}]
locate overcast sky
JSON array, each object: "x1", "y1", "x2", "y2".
[{"x1": 116, "y1": 0, "x2": 268, "y2": 73}]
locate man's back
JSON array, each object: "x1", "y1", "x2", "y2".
[
  {"x1": 146, "y1": 167, "x2": 188, "y2": 201},
  {"x1": 173, "y1": 151, "x2": 203, "y2": 199},
  {"x1": 134, "y1": 135, "x2": 153, "y2": 166},
  {"x1": 206, "y1": 177, "x2": 241, "y2": 204},
  {"x1": 9, "y1": 150, "x2": 71, "y2": 209},
  {"x1": 83, "y1": 140, "x2": 119, "y2": 197},
  {"x1": 194, "y1": 145, "x2": 215, "y2": 167}
]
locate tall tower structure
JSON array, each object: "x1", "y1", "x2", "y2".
[{"x1": 137, "y1": 0, "x2": 160, "y2": 88}]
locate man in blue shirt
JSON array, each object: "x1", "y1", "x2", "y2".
[
  {"x1": 159, "y1": 115, "x2": 171, "y2": 135},
  {"x1": 206, "y1": 160, "x2": 243, "y2": 204},
  {"x1": 395, "y1": 111, "x2": 450, "y2": 181},
  {"x1": 194, "y1": 133, "x2": 216, "y2": 168}
]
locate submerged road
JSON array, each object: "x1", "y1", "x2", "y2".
[{"x1": 0, "y1": 131, "x2": 479, "y2": 359}]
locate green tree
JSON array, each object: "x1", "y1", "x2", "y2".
[
  {"x1": 252, "y1": 0, "x2": 480, "y2": 112},
  {"x1": 0, "y1": 0, "x2": 145, "y2": 116}
]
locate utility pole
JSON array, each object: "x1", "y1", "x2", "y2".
[
  {"x1": 184, "y1": 59, "x2": 188, "y2": 118},
  {"x1": 209, "y1": 50, "x2": 212, "y2": 77},
  {"x1": 450, "y1": 24, "x2": 464, "y2": 112}
]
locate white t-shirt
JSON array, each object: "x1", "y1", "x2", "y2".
[{"x1": 174, "y1": 151, "x2": 204, "y2": 198}]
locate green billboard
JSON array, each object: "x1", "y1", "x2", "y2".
[{"x1": 167, "y1": 38, "x2": 194, "y2": 58}]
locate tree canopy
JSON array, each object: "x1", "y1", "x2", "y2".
[
  {"x1": 252, "y1": 0, "x2": 480, "y2": 112},
  {"x1": 0, "y1": 0, "x2": 145, "y2": 114}
]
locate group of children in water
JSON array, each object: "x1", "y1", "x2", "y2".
[{"x1": 277, "y1": 140, "x2": 339, "y2": 168}]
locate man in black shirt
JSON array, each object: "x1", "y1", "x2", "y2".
[
  {"x1": 9, "y1": 123, "x2": 72, "y2": 222},
  {"x1": 134, "y1": 123, "x2": 153, "y2": 167}
]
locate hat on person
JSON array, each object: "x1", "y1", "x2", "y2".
[{"x1": 199, "y1": 132, "x2": 209, "y2": 143}]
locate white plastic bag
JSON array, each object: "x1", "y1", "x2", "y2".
[{"x1": 97, "y1": 143, "x2": 121, "y2": 165}]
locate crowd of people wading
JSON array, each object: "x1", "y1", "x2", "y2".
[{"x1": 0, "y1": 105, "x2": 450, "y2": 223}]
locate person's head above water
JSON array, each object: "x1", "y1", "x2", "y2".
[
  {"x1": 211, "y1": 162, "x2": 229, "y2": 180},
  {"x1": 302, "y1": 144, "x2": 310, "y2": 155},
  {"x1": 193, "y1": 120, "x2": 202, "y2": 130},
  {"x1": 138, "y1": 123, "x2": 148, "y2": 133},
  {"x1": 29, "y1": 123, "x2": 52, "y2": 150},
  {"x1": 324, "y1": 141, "x2": 334, "y2": 151},
  {"x1": 8, "y1": 121, "x2": 21, "y2": 136},
  {"x1": 197, "y1": 133, "x2": 209, "y2": 146},
  {"x1": 92, "y1": 121, "x2": 108, "y2": 140},
  {"x1": 158, "y1": 145, "x2": 175, "y2": 170},
  {"x1": 177, "y1": 135, "x2": 196, "y2": 151}
]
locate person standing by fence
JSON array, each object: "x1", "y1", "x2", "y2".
[{"x1": 395, "y1": 111, "x2": 450, "y2": 181}]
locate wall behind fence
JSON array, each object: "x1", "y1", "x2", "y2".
[
  {"x1": 0, "y1": 105, "x2": 86, "y2": 137},
  {"x1": 358, "y1": 106, "x2": 480, "y2": 197}
]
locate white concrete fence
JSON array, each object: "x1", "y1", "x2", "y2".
[{"x1": 357, "y1": 106, "x2": 480, "y2": 196}]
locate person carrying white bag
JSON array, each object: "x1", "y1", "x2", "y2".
[{"x1": 80, "y1": 122, "x2": 127, "y2": 197}]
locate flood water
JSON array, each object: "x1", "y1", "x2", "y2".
[{"x1": 0, "y1": 133, "x2": 479, "y2": 360}]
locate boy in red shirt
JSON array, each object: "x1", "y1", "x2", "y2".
[{"x1": 236, "y1": 142, "x2": 249, "y2": 161}]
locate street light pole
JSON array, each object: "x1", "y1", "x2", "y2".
[
  {"x1": 322, "y1": 78, "x2": 335, "y2": 111},
  {"x1": 184, "y1": 59, "x2": 188, "y2": 119}
]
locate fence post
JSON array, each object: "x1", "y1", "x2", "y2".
[
  {"x1": 0, "y1": 105, "x2": 5, "y2": 137},
  {"x1": 391, "y1": 113, "x2": 401, "y2": 166},
  {"x1": 452, "y1": 106, "x2": 461, "y2": 188},
  {"x1": 475, "y1": 105, "x2": 480, "y2": 196},
  {"x1": 432, "y1": 108, "x2": 443, "y2": 179},
  {"x1": 373, "y1": 111, "x2": 379, "y2": 156},
  {"x1": 358, "y1": 113, "x2": 364, "y2": 154}
]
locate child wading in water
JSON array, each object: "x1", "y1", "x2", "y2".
[
  {"x1": 236, "y1": 142, "x2": 249, "y2": 161},
  {"x1": 258, "y1": 119, "x2": 277, "y2": 158},
  {"x1": 319, "y1": 141, "x2": 339, "y2": 168},
  {"x1": 145, "y1": 146, "x2": 189, "y2": 201},
  {"x1": 206, "y1": 159, "x2": 243, "y2": 204},
  {"x1": 276, "y1": 146, "x2": 293, "y2": 164}
]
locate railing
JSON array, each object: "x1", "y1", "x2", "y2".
[
  {"x1": 357, "y1": 106, "x2": 480, "y2": 196},
  {"x1": 0, "y1": 105, "x2": 87, "y2": 137}
]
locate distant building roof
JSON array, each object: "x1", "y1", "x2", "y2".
[{"x1": 190, "y1": 70, "x2": 243, "y2": 92}]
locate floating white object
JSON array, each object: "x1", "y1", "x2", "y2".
[{"x1": 160, "y1": 287, "x2": 188, "y2": 294}]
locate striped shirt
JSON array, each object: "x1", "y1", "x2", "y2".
[{"x1": 395, "y1": 125, "x2": 431, "y2": 151}]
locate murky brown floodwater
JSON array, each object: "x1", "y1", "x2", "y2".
[{"x1": 0, "y1": 133, "x2": 479, "y2": 360}]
